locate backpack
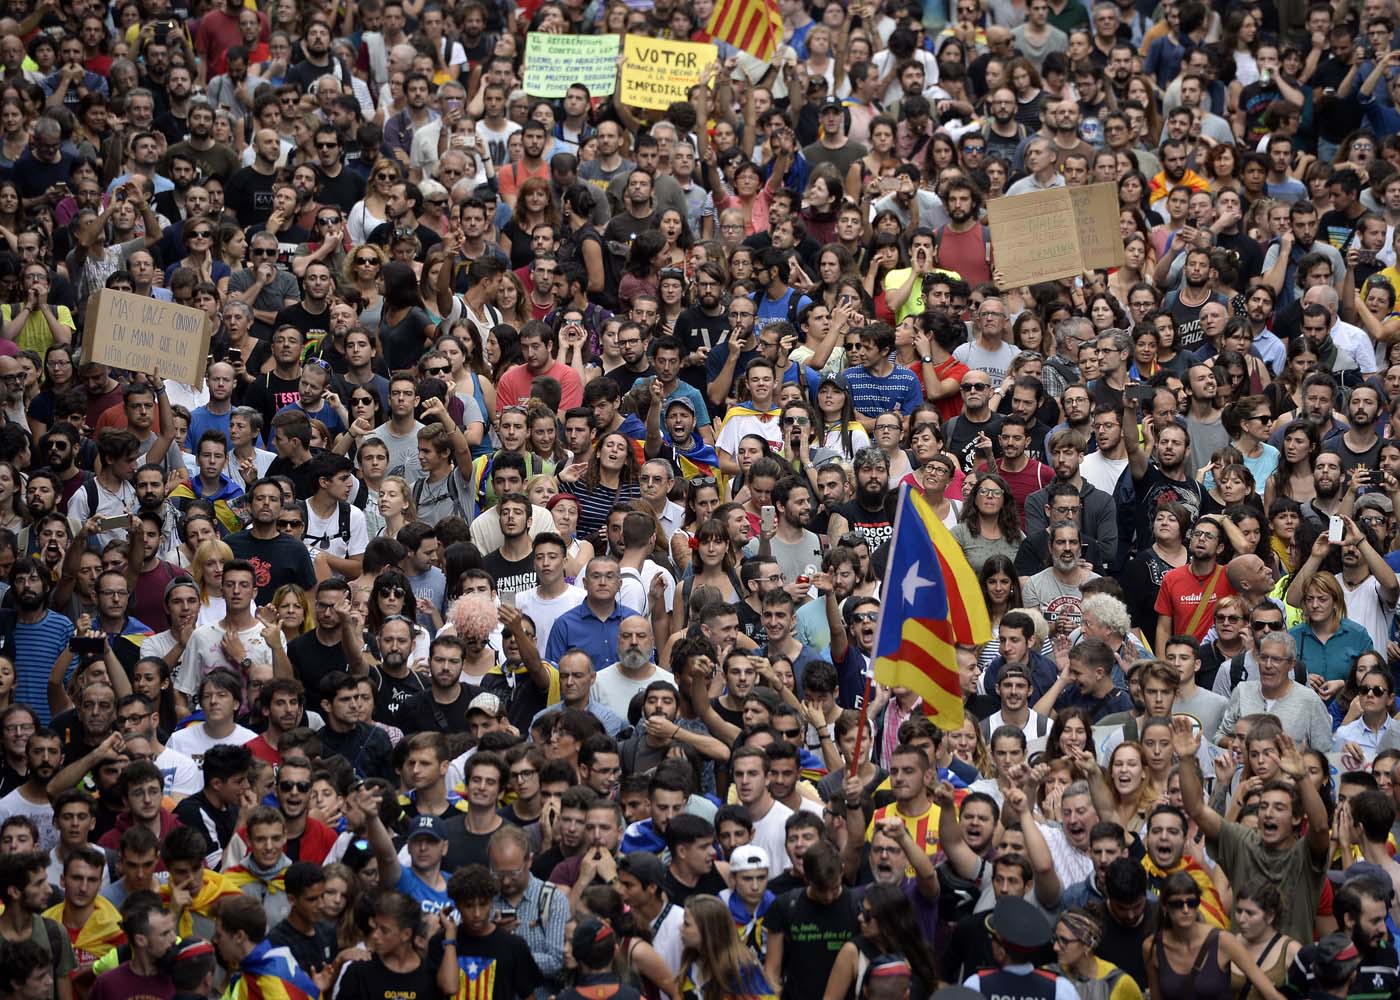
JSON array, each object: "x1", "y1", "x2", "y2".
[
  {"x1": 332, "y1": 501, "x2": 351, "y2": 545},
  {"x1": 750, "y1": 287, "x2": 808, "y2": 327},
  {"x1": 413, "y1": 471, "x2": 468, "y2": 521}
]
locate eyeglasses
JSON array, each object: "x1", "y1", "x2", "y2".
[
  {"x1": 1251, "y1": 619, "x2": 1285, "y2": 632},
  {"x1": 782, "y1": 416, "x2": 809, "y2": 425},
  {"x1": 689, "y1": 475, "x2": 717, "y2": 487},
  {"x1": 976, "y1": 488, "x2": 1004, "y2": 498},
  {"x1": 1215, "y1": 613, "x2": 1243, "y2": 623},
  {"x1": 1360, "y1": 685, "x2": 1391, "y2": 697},
  {"x1": 510, "y1": 769, "x2": 538, "y2": 782},
  {"x1": 278, "y1": 780, "x2": 312, "y2": 793},
  {"x1": 1053, "y1": 934, "x2": 1079, "y2": 948}
]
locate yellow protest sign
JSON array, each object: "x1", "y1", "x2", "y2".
[
  {"x1": 80, "y1": 289, "x2": 213, "y2": 386},
  {"x1": 621, "y1": 35, "x2": 717, "y2": 111}
]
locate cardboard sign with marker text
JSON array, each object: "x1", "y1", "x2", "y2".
[
  {"x1": 988, "y1": 182, "x2": 1125, "y2": 289},
  {"x1": 523, "y1": 34, "x2": 619, "y2": 98},
  {"x1": 80, "y1": 289, "x2": 213, "y2": 387}
]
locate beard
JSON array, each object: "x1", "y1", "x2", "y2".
[
  {"x1": 382, "y1": 649, "x2": 408, "y2": 673},
  {"x1": 13, "y1": 588, "x2": 42, "y2": 611},
  {"x1": 619, "y1": 647, "x2": 650, "y2": 670}
]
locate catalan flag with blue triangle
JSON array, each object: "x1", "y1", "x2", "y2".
[
  {"x1": 456, "y1": 953, "x2": 499, "y2": 1000},
  {"x1": 871, "y1": 484, "x2": 993, "y2": 730},
  {"x1": 228, "y1": 939, "x2": 321, "y2": 1000}
]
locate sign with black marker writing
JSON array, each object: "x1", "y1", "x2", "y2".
[
  {"x1": 80, "y1": 289, "x2": 213, "y2": 387},
  {"x1": 621, "y1": 35, "x2": 716, "y2": 111}
]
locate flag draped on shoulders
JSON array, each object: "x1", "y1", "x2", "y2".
[
  {"x1": 1141, "y1": 854, "x2": 1227, "y2": 928},
  {"x1": 871, "y1": 485, "x2": 992, "y2": 730},
  {"x1": 43, "y1": 895, "x2": 124, "y2": 968},
  {"x1": 228, "y1": 939, "x2": 321, "y2": 1000},
  {"x1": 161, "y1": 869, "x2": 244, "y2": 936}
]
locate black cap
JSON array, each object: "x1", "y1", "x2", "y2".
[
  {"x1": 819, "y1": 97, "x2": 844, "y2": 113},
  {"x1": 819, "y1": 370, "x2": 849, "y2": 391},
  {"x1": 1313, "y1": 933, "x2": 1362, "y2": 986},
  {"x1": 986, "y1": 896, "x2": 1051, "y2": 953}
]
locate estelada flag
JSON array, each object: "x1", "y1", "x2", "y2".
[
  {"x1": 871, "y1": 485, "x2": 992, "y2": 730},
  {"x1": 707, "y1": 0, "x2": 783, "y2": 63}
]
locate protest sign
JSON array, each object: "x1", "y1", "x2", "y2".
[
  {"x1": 524, "y1": 33, "x2": 619, "y2": 98},
  {"x1": 1068, "y1": 183, "x2": 1127, "y2": 272},
  {"x1": 621, "y1": 35, "x2": 716, "y2": 111},
  {"x1": 80, "y1": 289, "x2": 212, "y2": 387},
  {"x1": 987, "y1": 182, "x2": 1123, "y2": 289}
]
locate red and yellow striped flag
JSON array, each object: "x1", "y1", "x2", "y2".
[{"x1": 707, "y1": 0, "x2": 783, "y2": 63}]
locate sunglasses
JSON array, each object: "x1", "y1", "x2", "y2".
[
  {"x1": 354, "y1": 256, "x2": 381, "y2": 265},
  {"x1": 1165, "y1": 897, "x2": 1200, "y2": 911},
  {"x1": 1250, "y1": 619, "x2": 1285, "y2": 632},
  {"x1": 277, "y1": 519, "x2": 302, "y2": 529},
  {"x1": 250, "y1": 248, "x2": 278, "y2": 257},
  {"x1": 424, "y1": 366, "x2": 450, "y2": 376},
  {"x1": 382, "y1": 585, "x2": 407, "y2": 598},
  {"x1": 961, "y1": 383, "x2": 990, "y2": 392},
  {"x1": 851, "y1": 611, "x2": 879, "y2": 623},
  {"x1": 315, "y1": 141, "x2": 339, "y2": 149},
  {"x1": 278, "y1": 780, "x2": 312, "y2": 793},
  {"x1": 190, "y1": 229, "x2": 212, "y2": 238},
  {"x1": 317, "y1": 216, "x2": 342, "y2": 225},
  {"x1": 1360, "y1": 684, "x2": 1391, "y2": 697}
]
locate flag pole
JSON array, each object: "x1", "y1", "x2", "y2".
[{"x1": 849, "y1": 483, "x2": 910, "y2": 773}]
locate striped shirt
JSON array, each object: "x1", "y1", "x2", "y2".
[
  {"x1": 570, "y1": 480, "x2": 641, "y2": 540},
  {"x1": 14, "y1": 611, "x2": 75, "y2": 724}
]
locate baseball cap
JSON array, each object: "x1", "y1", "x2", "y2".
[
  {"x1": 1313, "y1": 933, "x2": 1362, "y2": 985},
  {"x1": 665, "y1": 395, "x2": 696, "y2": 415},
  {"x1": 729, "y1": 845, "x2": 770, "y2": 874},
  {"x1": 819, "y1": 371, "x2": 849, "y2": 391},
  {"x1": 468, "y1": 692, "x2": 502, "y2": 718},
  {"x1": 406, "y1": 815, "x2": 448, "y2": 842},
  {"x1": 819, "y1": 97, "x2": 844, "y2": 113}
]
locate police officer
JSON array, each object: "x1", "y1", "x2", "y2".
[{"x1": 962, "y1": 897, "x2": 1079, "y2": 1000}]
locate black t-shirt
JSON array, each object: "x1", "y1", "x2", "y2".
[
  {"x1": 367, "y1": 221, "x2": 442, "y2": 261},
  {"x1": 1166, "y1": 290, "x2": 1227, "y2": 352},
  {"x1": 1094, "y1": 902, "x2": 1157, "y2": 989},
  {"x1": 315, "y1": 165, "x2": 367, "y2": 213},
  {"x1": 480, "y1": 550, "x2": 537, "y2": 597},
  {"x1": 371, "y1": 664, "x2": 428, "y2": 725},
  {"x1": 393, "y1": 685, "x2": 476, "y2": 735},
  {"x1": 946, "y1": 412, "x2": 1004, "y2": 473},
  {"x1": 225, "y1": 165, "x2": 278, "y2": 228},
  {"x1": 378, "y1": 306, "x2": 435, "y2": 371},
  {"x1": 1130, "y1": 464, "x2": 1203, "y2": 552},
  {"x1": 276, "y1": 302, "x2": 333, "y2": 348},
  {"x1": 337, "y1": 954, "x2": 445, "y2": 1000},
  {"x1": 672, "y1": 306, "x2": 729, "y2": 391},
  {"x1": 766, "y1": 887, "x2": 862, "y2": 1000},
  {"x1": 661, "y1": 867, "x2": 727, "y2": 906},
  {"x1": 241, "y1": 370, "x2": 301, "y2": 431},
  {"x1": 265, "y1": 454, "x2": 319, "y2": 500},
  {"x1": 267, "y1": 918, "x2": 338, "y2": 973},
  {"x1": 224, "y1": 530, "x2": 317, "y2": 606},
  {"x1": 832, "y1": 499, "x2": 895, "y2": 553},
  {"x1": 427, "y1": 928, "x2": 540, "y2": 1000},
  {"x1": 736, "y1": 599, "x2": 765, "y2": 645},
  {"x1": 288, "y1": 632, "x2": 351, "y2": 704},
  {"x1": 558, "y1": 976, "x2": 642, "y2": 1000}
]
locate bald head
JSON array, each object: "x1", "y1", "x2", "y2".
[
  {"x1": 1226, "y1": 554, "x2": 1273, "y2": 596},
  {"x1": 617, "y1": 615, "x2": 654, "y2": 669}
]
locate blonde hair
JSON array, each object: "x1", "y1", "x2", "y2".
[
  {"x1": 191, "y1": 538, "x2": 234, "y2": 604},
  {"x1": 272, "y1": 583, "x2": 314, "y2": 635},
  {"x1": 380, "y1": 475, "x2": 417, "y2": 523}
]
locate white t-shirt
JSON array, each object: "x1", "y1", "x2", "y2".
[
  {"x1": 516, "y1": 585, "x2": 586, "y2": 655},
  {"x1": 750, "y1": 799, "x2": 795, "y2": 874},
  {"x1": 476, "y1": 118, "x2": 522, "y2": 167},
  {"x1": 67, "y1": 477, "x2": 137, "y2": 549},
  {"x1": 156, "y1": 745, "x2": 202, "y2": 797},
  {"x1": 619, "y1": 561, "x2": 675, "y2": 617},
  {"x1": 952, "y1": 340, "x2": 1021, "y2": 388},
  {"x1": 304, "y1": 501, "x2": 370, "y2": 562},
  {"x1": 174, "y1": 620, "x2": 273, "y2": 697},
  {"x1": 592, "y1": 664, "x2": 677, "y2": 716},
  {"x1": 166, "y1": 722, "x2": 258, "y2": 764},
  {"x1": 716, "y1": 412, "x2": 784, "y2": 458},
  {"x1": 1080, "y1": 451, "x2": 1129, "y2": 497},
  {"x1": 1340, "y1": 572, "x2": 1394, "y2": 653},
  {"x1": 0, "y1": 788, "x2": 57, "y2": 851}
]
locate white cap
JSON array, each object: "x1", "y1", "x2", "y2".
[
  {"x1": 729, "y1": 845, "x2": 770, "y2": 873},
  {"x1": 467, "y1": 692, "x2": 503, "y2": 717}
]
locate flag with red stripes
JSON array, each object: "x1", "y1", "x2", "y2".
[{"x1": 707, "y1": 0, "x2": 783, "y2": 63}]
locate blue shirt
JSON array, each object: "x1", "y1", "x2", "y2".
[
  {"x1": 1289, "y1": 618, "x2": 1373, "y2": 682},
  {"x1": 396, "y1": 865, "x2": 449, "y2": 913},
  {"x1": 841, "y1": 364, "x2": 924, "y2": 417},
  {"x1": 753, "y1": 288, "x2": 810, "y2": 332},
  {"x1": 13, "y1": 611, "x2": 75, "y2": 725},
  {"x1": 544, "y1": 600, "x2": 641, "y2": 672}
]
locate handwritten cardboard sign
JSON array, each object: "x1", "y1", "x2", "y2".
[
  {"x1": 987, "y1": 182, "x2": 1125, "y2": 289},
  {"x1": 621, "y1": 35, "x2": 716, "y2": 111},
  {"x1": 523, "y1": 33, "x2": 619, "y2": 99},
  {"x1": 80, "y1": 289, "x2": 212, "y2": 387}
]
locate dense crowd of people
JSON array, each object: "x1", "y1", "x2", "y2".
[{"x1": 0, "y1": 0, "x2": 1397, "y2": 1000}]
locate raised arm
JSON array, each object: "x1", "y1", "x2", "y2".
[{"x1": 1173, "y1": 716, "x2": 1225, "y2": 841}]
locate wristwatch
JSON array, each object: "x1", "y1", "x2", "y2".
[
  {"x1": 239, "y1": 657, "x2": 252, "y2": 672},
  {"x1": 921, "y1": 355, "x2": 934, "y2": 364}
]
